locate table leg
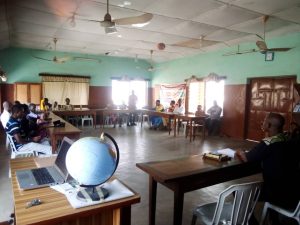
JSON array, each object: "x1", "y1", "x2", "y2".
[
  {"x1": 120, "y1": 206, "x2": 131, "y2": 225},
  {"x1": 173, "y1": 189, "x2": 184, "y2": 225},
  {"x1": 149, "y1": 176, "x2": 157, "y2": 225},
  {"x1": 174, "y1": 118, "x2": 177, "y2": 137},
  {"x1": 189, "y1": 120, "x2": 193, "y2": 142}
]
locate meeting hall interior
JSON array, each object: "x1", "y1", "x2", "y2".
[{"x1": 0, "y1": 0, "x2": 300, "y2": 225}]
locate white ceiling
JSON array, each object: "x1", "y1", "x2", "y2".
[{"x1": 1, "y1": 0, "x2": 300, "y2": 62}]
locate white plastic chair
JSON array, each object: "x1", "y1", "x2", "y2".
[
  {"x1": 7, "y1": 134, "x2": 36, "y2": 159},
  {"x1": 191, "y1": 181, "x2": 262, "y2": 225},
  {"x1": 260, "y1": 201, "x2": 300, "y2": 225},
  {"x1": 81, "y1": 115, "x2": 93, "y2": 127}
]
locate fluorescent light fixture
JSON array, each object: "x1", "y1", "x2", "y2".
[
  {"x1": 0, "y1": 66, "x2": 7, "y2": 82},
  {"x1": 132, "y1": 21, "x2": 150, "y2": 28},
  {"x1": 105, "y1": 26, "x2": 117, "y2": 34}
]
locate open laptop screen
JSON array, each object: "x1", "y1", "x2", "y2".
[{"x1": 54, "y1": 137, "x2": 74, "y2": 178}]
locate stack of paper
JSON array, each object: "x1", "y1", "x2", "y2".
[
  {"x1": 51, "y1": 179, "x2": 134, "y2": 209},
  {"x1": 213, "y1": 148, "x2": 236, "y2": 158}
]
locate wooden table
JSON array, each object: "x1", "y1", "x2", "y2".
[
  {"x1": 141, "y1": 110, "x2": 175, "y2": 134},
  {"x1": 53, "y1": 108, "x2": 97, "y2": 128},
  {"x1": 10, "y1": 157, "x2": 141, "y2": 225},
  {"x1": 48, "y1": 113, "x2": 81, "y2": 153},
  {"x1": 136, "y1": 155, "x2": 261, "y2": 225}
]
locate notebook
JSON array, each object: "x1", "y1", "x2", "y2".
[{"x1": 16, "y1": 137, "x2": 74, "y2": 190}]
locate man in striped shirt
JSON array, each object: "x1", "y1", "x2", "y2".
[{"x1": 5, "y1": 104, "x2": 52, "y2": 155}]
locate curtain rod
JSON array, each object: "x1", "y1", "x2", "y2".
[{"x1": 39, "y1": 73, "x2": 91, "y2": 79}]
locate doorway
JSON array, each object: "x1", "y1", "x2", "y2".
[{"x1": 246, "y1": 76, "x2": 296, "y2": 141}]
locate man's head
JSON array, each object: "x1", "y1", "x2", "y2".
[
  {"x1": 170, "y1": 100, "x2": 175, "y2": 106},
  {"x1": 178, "y1": 98, "x2": 182, "y2": 106},
  {"x1": 213, "y1": 100, "x2": 218, "y2": 106},
  {"x1": 65, "y1": 98, "x2": 70, "y2": 105},
  {"x1": 11, "y1": 104, "x2": 24, "y2": 119},
  {"x1": 155, "y1": 100, "x2": 160, "y2": 106},
  {"x1": 3, "y1": 101, "x2": 10, "y2": 111},
  {"x1": 262, "y1": 112, "x2": 285, "y2": 136},
  {"x1": 28, "y1": 103, "x2": 36, "y2": 112},
  {"x1": 197, "y1": 105, "x2": 203, "y2": 111}
]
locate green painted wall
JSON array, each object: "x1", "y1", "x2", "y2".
[
  {"x1": 1, "y1": 32, "x2": 300, "y2": 87},
  {"x1": 152, "y1": 32, "x2": 300, "y2": 85},
  {"x1": 0, "y1": 47, "x2": 152, "y2": 86}
]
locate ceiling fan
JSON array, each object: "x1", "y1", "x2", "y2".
[
  {"x1": 32, "y1": 38, "x2": 102, "y2": 63},
  {"x1": 223, "y1": 45, "x2": 258, "y2": 56},
  {"x1": 256, "y1": 16, "x2": 292, "y2": 53},
  {"x1": 91, "y1": 0, "x2": 153, "y2": 34},
  {"x1": 32, "y1": 38, "x2": 71, "y2": 63}
]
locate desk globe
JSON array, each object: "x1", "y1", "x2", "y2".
[{"x1": 66, "y1": 133, "x2": 119, "y2": 201}]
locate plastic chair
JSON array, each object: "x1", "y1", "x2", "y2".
[
  {"x1": 260, "y1": 201, "x2": 300, "y2": 225},
  {"x1": 191, "y1": 181, "x2": 262, "y2": 225},
  {"x1": 7, "y1": 134, "x2": 37, "y2": 159},
  {"x1": 81, "y1": 115, "x2": 93, "y2": 127}
]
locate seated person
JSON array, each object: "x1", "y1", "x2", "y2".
[
  {"x1": 40, "y1": 98, "x2": 52, "y2": 111},
  {"x1": 173, "y1": 98, "x2": 185, "y2": 114},
  {"x1": 236, "y1": 113, "x2": 300, "y2": 224},
  {"x1": 52, "y1": 101, "x2": 59, "y2": 111},
  {"x1": 36, "y1": 112, "x2": 51, "y2": 139},
  {"x1": 5, "y1": 104, "x2": 52, "y2": 155},
  {"x1": 0, "y1": 101, "x2": 12, "y2": 128},
  {"x1": 63, "y1": 98, "x2": 74, "y2": 110},
  {"x1": 168, "y1": 100, "x2": 176, "y2": 113},
  {"x1": 150, "y1": 100, "x2": 164, "y2": 130},
  {"x1": 195, "y1": 105, "x2": 205, "y2": 116},
  {"x1": 205, "y1": 100, "x2": 222, "y2": 136}
]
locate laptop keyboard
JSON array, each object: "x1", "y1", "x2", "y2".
[{"x1": 32, "y1": 168, "x2": 55, "y2": 185}]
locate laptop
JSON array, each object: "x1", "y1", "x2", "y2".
[{"x1": 16, "y1": 137, "x2": 74, "y2": 190}]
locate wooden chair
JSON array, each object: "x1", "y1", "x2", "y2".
[{"x1": 185, "y1": 120, "x2": 205, "y2": 141}]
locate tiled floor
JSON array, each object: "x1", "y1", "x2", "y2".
[{"x1": 0, "y1": 125, "x2": 263, "y2": 225}]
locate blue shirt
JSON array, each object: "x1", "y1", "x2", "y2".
[{"x1": 5, "y1": 117, "x2": 23, "y2": 150}]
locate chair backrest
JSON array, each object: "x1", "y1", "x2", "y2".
[
  {"x1": 7, "y1": 133, "x2": 18, "y2": 153},
  {"x1": 212, "y1": 181, "x2": 262, "y2": 225},
  {"x1": 7, "y1": 133, "x2": 36, "y2": 158}
]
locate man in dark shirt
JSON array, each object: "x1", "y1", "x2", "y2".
[
  {"x1": 236, "y1": 113, "x2": 300, "y2": 224},
  {"x1": 5, "y1": 104, "x2": 52, "y2": 156}
]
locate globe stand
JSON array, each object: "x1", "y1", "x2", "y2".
[{"x1": 77, "y1": 186, "x2": 109, "y2": 202}]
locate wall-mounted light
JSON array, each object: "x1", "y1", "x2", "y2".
[{"x1": 0, "y1": 66, "x2": 7, "y2": 82}]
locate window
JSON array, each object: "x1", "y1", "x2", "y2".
[
  {"x1": 205, "y1": 80, "x2": 224, "y2": 115},
  {"x1": 112, "y1": 79, "x2": 148, "y2": 108},
  {"x1": 188, "y1": 81, "x2": 205, "y2": 113},
  {"x1": 186, "y1": 77, "x2": 224, "y2": 114}
]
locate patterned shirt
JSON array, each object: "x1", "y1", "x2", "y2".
[{"x1": 5, "y1": 117, "x2": 23, "y2": 150}]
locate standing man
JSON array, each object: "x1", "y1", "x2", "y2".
[
  {"x1": 206, "y1": 100, "x2": 222, "y2": 135},
  {"x1": 5, "y1": 104, "x2": 52, "y2": 155},
  {"x1": 128, "y1": 90, "x2": 138, "y2": 126}
]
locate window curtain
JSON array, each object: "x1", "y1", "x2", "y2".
[{"x1": 41, "y1": 75, "x2": 90, "y2": 105}]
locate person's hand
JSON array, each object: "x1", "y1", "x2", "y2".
[
  {"x1": 32, "y1": 136, "x2": 41, "y2": 142},
  {"x1": 235, "y1": 149, "x2": 248, "y2": 162}
]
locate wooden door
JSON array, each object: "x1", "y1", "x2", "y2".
[
  {"x1": 15, "y1": 83, "x2": 28, "y2": 103},
  {"x1": 29, "y1": 84, "x2": 42, "y2": 104},
  {"x1": 14, "y1": 83, "x2": 41, "y2": 104},
  {"x1": 246, "y1": 76, "x2": 296, "y2": 141}
]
